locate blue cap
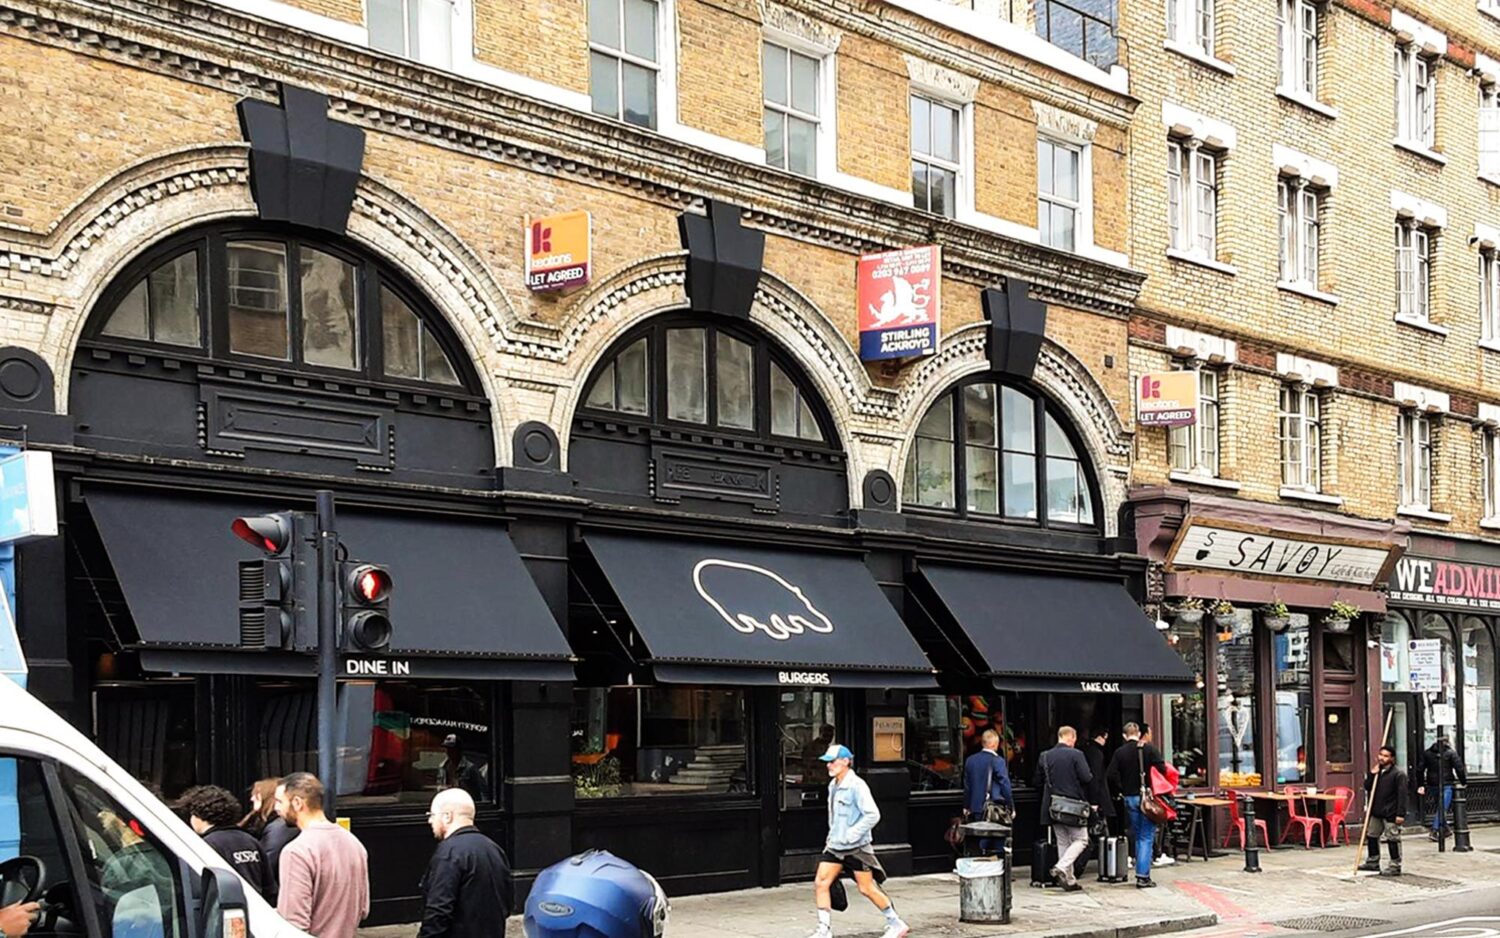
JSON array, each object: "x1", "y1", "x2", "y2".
[{"x1": 819, "y1": 744, "x2": 854, "y2": 762}]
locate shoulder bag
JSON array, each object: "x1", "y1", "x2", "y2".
[
  {"x1": 1043, "y1": 751, "x2": 1092, "y2": 827},
  {"x1": 982, "y1": 752, "x2": 1016, "y2": 826},
  {"x1": 1138, "y1": 746, "x2": 1169, "y2": 825}
]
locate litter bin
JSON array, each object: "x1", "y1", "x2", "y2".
[
  {"x1": 523, "y1": 849, "x2": 670, "y2": 938},
  {"x1": 958, "y1": 821, "x2": 1010, "y2": 925}
]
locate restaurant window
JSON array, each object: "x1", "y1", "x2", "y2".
[
  {"x1": 90, "y1": 226, "x2": 469, "y2": 390},
  {"x1": 902, "y1": 378, "x2": 1100, "y2": 528},
  {"x1": 579, "y1": 319, "x2": 828, "y2": 444},
  {"x1": 572, "y1": 687, "x2": 749, "y2": 798},
  {"x1": 1382, "y1": 612, "x2": 1414, "y2": 691},
  {"x1": 908, "y1": 694, "x2": 963, "y2": 791},
  {"x1": 779, "y1": 689, "x2": 838, "y2": 800},
  {"x1": 1272, "y1": 613, "x2": 1312, "y2": 784},
  {"x1": 1323, "y1": 629, "x2": 1357, "y2": 673},
  {"x1": 253, "y1": 679, "x2": 494, "y2": 804},
  {"x1": 1216, "y1": 609, "x2": 1261, "y2": 788},
  {"x1": 1162, "y1": 617, "x2": 1207, "y2": 787},
  {"x1": 1421, "y1": 614, "x2": 1457, "y2": 749},
  {"x1": 1325, "y1": 707, "x2": 1353, "y2": 769},
  {"x1": 960, "y1": 693, "x2": 1030, "y2": 781},
  {"x1": 93, "y1": 682, "x2": 198, "y2": 799},
  {"x1": 1463, "y1": 618, "x2": 1496, "y2": 775},
  {"x1": 589, "y1": 0, "x2": 660, "y2": 129}
]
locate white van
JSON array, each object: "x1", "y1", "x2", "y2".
[{"x1": 0, "y1": 677, "x2": 306, "y2": 938}]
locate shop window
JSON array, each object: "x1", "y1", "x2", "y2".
[
  {"x1": 907, "y1": 694, "x2": 964, "y2": 791},
  {"x1": 572, "y1": 687, "x2": 749, "y2": 798},
  {"x1": 368, "y1": 0, "x2": 453, "y2": 68},
  {"x1": 588, "y1": 0, "x2": 660, "y2": 128},
  {"x1": 1382, "y1": 612, "x2": 1414, "y2": 691},
  {"x1": 778, "y1": 689, "x2": 837, "y2": 800},
  {"x1": 56, "y1": 762, "x2": 185, "y2": 938},
  {"x1": 1272, "y1": 614, "x2": 1312, "y2": 784},
  {"x1": 89, "y1": 227, "x2": 471, "y2": 391},
  {"x1": 253, "y1": 680, "x2": 493, "y2": 804},
  {"x1": 579, "y1": 319, "x2": 829, "y2": 445},
  {"x1": 902, "y1": 379, "x2": 1100, "y2": 528},
  {"x1": 1216, "y1": 610, "x2": 1261, "y2": 788},
  {"x1": 959, "y1": 693, "x2": 1030, "y2": 781},
  {"x1": 1323, "y1": 630, "x2": 1357, "y2": 673},
  {"x1": 762, "y1": 41, "x2": 821, "y2": 177},
  {"x1": 1325, "y1": 707, "x2": 1353, "y2": 769},
  {"x1": 1162, "y1": 617, "x2": 1207, "y2": 787},
  {"x1": 101, "y1": 250, "x2": 201, "y2": 347},
  {"x1": 1463, "y1": 618, "x2": 1496, "y2": 775},
  {"x1": 1422, "y1": 614, "x2": 1457, "y2": 749},
  {"x1": 93, "y1": 683, "x2": 198, "y2": 800}
]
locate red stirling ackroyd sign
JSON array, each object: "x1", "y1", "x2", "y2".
[{"x1": 1389, "y1": 555, "x2": 1500, "y2": 611}]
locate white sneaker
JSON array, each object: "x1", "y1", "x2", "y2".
[
  {"x1": 805, "y1": 926, "x2": 833, "y2": 938},
  {"x1": 1154, "y1": 854, "x2": 1176, "y2": 867},
  {"x1": 881, "y1": 923, "x2": 911, "y2": 938}
]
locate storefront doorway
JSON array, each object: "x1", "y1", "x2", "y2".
[{"x1": 777, "y1": 689, "x2": 839, "y2": 877}]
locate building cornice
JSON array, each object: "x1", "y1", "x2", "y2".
[{"x1": 0, "y1": 0, "x2": 1145, "y2": 318}]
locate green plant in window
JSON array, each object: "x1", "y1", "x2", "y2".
[{"x1": 572, "y1": 755, "x2": 623, "y2": 798}]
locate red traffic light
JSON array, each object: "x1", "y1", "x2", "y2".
[
  {"x1": 231, "y1": 514, "x2": 293, "y2": 555},
  {"x1": 346, "y1": 564, "x2": 392, "y2": 603}
]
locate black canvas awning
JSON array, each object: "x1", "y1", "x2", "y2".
[
  {"x1": 86, "y1": 487, "x2": 574, "y2": 681},
  {"x1": 918, "y1": 564, "x2": 1194, "y2": 694},
  {"x1": 585, "y1": 532, "x2": 936, "y2": 688}
]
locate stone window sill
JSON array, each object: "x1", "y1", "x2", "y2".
[
  {"x1": 1277, "y1": 281, "x2": 1341, "y2": 306},
  {"x1": 1481, "y1": 173, "x2": 1500, "y2": 190},
  {"x1": 1397, "y1": 506, "x2": 1453, "y2": 523},
  {"x1": 1392, "y1": 139, "x2": 1449, "y2": 166},
  {"x1": 1167, "y1": 249, "x2": 1237, "y2": 276},
  {"x1": 1395, "y1": 314, "x2": 1450, "y2": 336},
  {"x1": 1482, "y1": 517, "x2": 1500, "y2": 531},
  {"x1": 1164, "y1": 39, "x2": 1236, "y2": 76},
  {"x1": 1280, "y1": 487, "x2": 1344, "y2": 506},
  {"x1": 1480, "y1": 339, "x2": 1500, "y2": 354},
  {"x1": 1275, "y1": 87, "x2": 1338, "y2": 120},
  {"x1": 1169, "y1": 470, "x2": 1241, "y2": 491}
]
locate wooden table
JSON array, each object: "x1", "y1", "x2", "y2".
[
  {"x1": 1176, "y1": 797, "x2": 1235, "y2": 859},
  {"x1": 1248, "y1": 791, "x2": 1340, "y2": 847}
]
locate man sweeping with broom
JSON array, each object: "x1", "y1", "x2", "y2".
[{"x1": 1359, "y1": 746, "x2": 1409, "y2": 877}]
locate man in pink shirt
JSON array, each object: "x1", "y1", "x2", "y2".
[{"x1": 274, "y1": 773, "x2": 370, "y2": 938}]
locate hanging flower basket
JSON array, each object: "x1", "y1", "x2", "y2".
[
  {"x1": 1263, "y1": 616, "x2": 1291, "y2": 633},
  {"x1": 1323, "y1": 617, "x2": 1351, "y2": 633},
  {"x1": 1324, "y1": 601, "x2": 1361, "y2": 634},
  {"x1": 1210, "y1": 601, "x2": 1237, "y2": 630},
  {"x1": 1172, "y1": 599, "x2": 1204, "y2": 625}
]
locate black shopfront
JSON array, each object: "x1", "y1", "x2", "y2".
[{"x1": 2, "y1": 95, "x2": 1190, "y2": 921}]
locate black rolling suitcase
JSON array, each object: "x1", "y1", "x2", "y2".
[
  {"x1": 1096, "y1": 835, "x2": 1130, "y2": 883},
  {"x1": 1030, "y1": 831, "x2": 1059, "y2": 887}
]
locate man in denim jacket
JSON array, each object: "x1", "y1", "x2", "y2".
[{"x1": 807, "y1": 744, "x2": 909, "y2": 938}]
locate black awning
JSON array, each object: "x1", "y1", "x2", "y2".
[
  {"x1": 584, "y1": 532, "x2": 935, "y2": 688},
  {"x1": 918, "y1": 564, "x2": 1194, "y2": 694},
  {"x1": 85, "y1": 488, "x2": 574, "y2": 680}
]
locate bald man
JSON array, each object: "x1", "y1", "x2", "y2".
[{"x1": 417, "y1": 788, "x2": 512, "y2": 938}]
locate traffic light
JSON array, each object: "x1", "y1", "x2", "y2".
[
  {"x1": 339, "y1": 560, "x2": 392, "y2": 653},
  {"x1": 231, "y1": 511, "x2": 309, "y2": 650}
]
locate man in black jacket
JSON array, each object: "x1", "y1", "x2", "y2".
[
  {"x1": 1106, "y1": 722, "x2": 1168, "y2": 888},
  {"x1": 1082, "y1": 728, "x2": 1114, "y2": 823},
  {"x1": 1418, "y1": 736, "x2": 1468, "y2": 841},
  {"x1": 418, "y1": 788, "x2": 512, "y2": 938},
  {"x1": 176, "y1": 785, "x2": 268, "y2": 896},
  {"x1": 1360, "y1": 745, "x2": 1408, "y2": 876},
  {"x1": 1032, "y1": 726, "x2": 1093, "y2": 892}
]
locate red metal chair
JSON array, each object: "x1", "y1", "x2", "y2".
[
  {"x1": 1324, "y1": 786, "x2": 1355, "y2": 845},
  {"x1": 1221, "y1": 789, "x2": 1269, "y2": 849},
  {"x1": 1280, "y1": 786, "x2": 1326, "y2": 849}
]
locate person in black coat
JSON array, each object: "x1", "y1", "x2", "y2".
[
  {"x1": 1418, "y1": 736, "x2": 1468, "y2": 840},
  {"x1": 1082, "y1": 728, "x2": 1114, "y2": 820},
  {"x1": 418, "y1": 788, "x2": 512, "y2": 938},
  {"x1": 258, "y1": 812, "x2": 299, "y2": 905},
  {"x1": 1360, "y1": 745, "x2": 1409, "y2": 876},
  {"x1": 176, "y1": 785, "x2": 268, "y2": 896},
  {"x1": 1105, "y1": 722, "x2": 1168, "y2": 887},
  {"x1": 1031, "y1": 727, "x2": 1093, "y2": 891}
]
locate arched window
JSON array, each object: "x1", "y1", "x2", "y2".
[
  {"x1": 1462, "y1": 618, "x2": 1496, "y2": 775},
  {"x1": 579, "y1": 318, "x2": 829, "y2": 445},
  {"x1": 903, "y1": 379, "x2": 1098, "y2": 527},
  {"x1": 89, "y1": 226, "x2": 470, "y2": 390},
  {"x1": 1422, "y1": 613, "x2": 1457, "y2": 750}
]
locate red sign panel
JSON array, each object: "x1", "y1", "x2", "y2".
[{"x1": 857, "y1": 246, "x2": 940, "y2": 360}]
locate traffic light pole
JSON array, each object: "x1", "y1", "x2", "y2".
[{"x1": 316, "y1": 490, "x2": 339, "y2": 815}]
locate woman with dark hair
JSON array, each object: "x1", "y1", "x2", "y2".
[{"x1": 240, "y1": 778, "x2": 280, "y2": 837}]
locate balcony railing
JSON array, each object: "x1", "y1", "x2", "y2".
[{"x1": 939, "y1": 0, "x2": 1119, "y2": 70}]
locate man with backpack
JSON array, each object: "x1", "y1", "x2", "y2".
[
  {"x1": 962, "y1": 729, "x2": 1014, "y2": 855},
  {"x1": 1032, "y1": 726, "x2": 1093, "y2": 892}
]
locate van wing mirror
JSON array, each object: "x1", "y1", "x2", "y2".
[{"x1": 198, "y1": 866, "x2": 248, "y2": 938}]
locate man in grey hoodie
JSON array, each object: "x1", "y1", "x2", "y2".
[{"x1": 806, "y1": 744, "x2": 909, "y2": 938}]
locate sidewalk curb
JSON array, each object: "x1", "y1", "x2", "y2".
[{"x1": 1005, "y1": 912, "x2": 1219, "y2": 938}]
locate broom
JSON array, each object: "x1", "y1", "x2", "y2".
[{"x1": 1349, "y1": 707, "x2": 1396, "y2": 877}]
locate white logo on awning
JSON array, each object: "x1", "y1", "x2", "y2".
[{"x1": 693, "y1": 559, "x2": 835, "y2": 641}]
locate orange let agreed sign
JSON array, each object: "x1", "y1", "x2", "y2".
[
  {"x1": 1136, "y1": 372, "x2": 1198, "y2": 427},
  {"x1": 525, "y1": 210, "x2": 591, "y2": 293}
]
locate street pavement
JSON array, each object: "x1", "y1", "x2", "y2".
[{"x1": 357, "y1": 826, "x2": 1500, "y2": 938}]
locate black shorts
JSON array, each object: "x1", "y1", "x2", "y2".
[{"x1": 821, "y1": 850, "x2": 871, "y2": 872}]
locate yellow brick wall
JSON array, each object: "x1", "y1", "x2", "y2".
[
  {"x1": 834, "y1": 34, "x2": 911, "y2": 194},
  {"x1": 282, "y1": 0, "x2": 362, "y2": 25},
  {"x1": 472, "y1": 0, "x2": 589, "y2": 95},
  {"x1": 675, "y1": 0, "x2": 762, "y2": 148}
]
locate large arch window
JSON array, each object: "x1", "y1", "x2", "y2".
[
  {"x1": 1462, "y1": 618, "x2": 1496, "y2": 775},
  {"x1": 903, "y1": 379, "x2": 1098, "y2": 527},
  {"x1": 92, "y1": 227, "x2": 468, "y2": 390},
  {"x1": 579, "y1": 319, "x2": 828, "y2": 445}
]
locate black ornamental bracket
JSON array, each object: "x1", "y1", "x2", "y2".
[
  {"x1": 237, "y1": 84, "x2": 367, "y2": 235},
  {"x1": 678, "y1": 200, "x2": 765, "y2": 319},
  {"x1": 981, "y1": 277, "x2": 1047, "y2": 380}
]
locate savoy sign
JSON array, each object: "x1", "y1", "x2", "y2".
[{"x1": 1167, "y1": 521, "x2": 1393, "y2": 586}]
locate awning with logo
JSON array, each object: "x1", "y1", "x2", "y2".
[
  {"x1": 583, "y1": 532, "x2": 936, "y2": 688},
  {"x1": 84, "y1": 487, "x2": 575, "y2": 681},
  {"x1": 917, "y1": 564, "x2": 1194, "y2": 694}
]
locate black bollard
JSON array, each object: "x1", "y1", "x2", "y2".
[
  {"x1": 1453, "y1": 784, "x2": 1473, "y2": 853},
  {"x1": 1437, "y1": 758, "x2": 1447, "y2": 854},
  {"x1": 1241, "y1": 793, "x2": 1262, "y2": 873}
]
